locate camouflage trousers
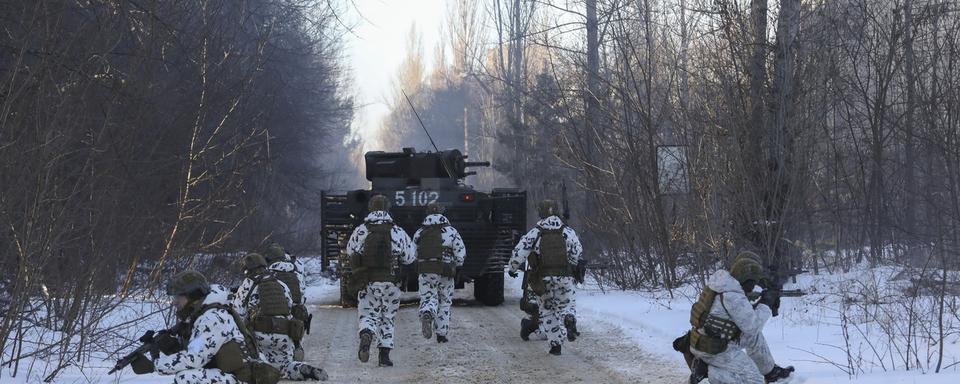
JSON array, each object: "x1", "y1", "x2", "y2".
[
  {"x1": 255, "y1": 331, "x2": 312, "y2": 380},
  {"x1": 358, "y1": 282, "x2": 401, "y2": 349},
  {"x1": 692, "y1": 332, "x2": 775, "y2": 384},
  {"x1": 172, "y1": 368, "x2": 238, "y2": 384},
  {"x1": 537, "y1": 276, "x2": 576, "y2": 347},
  {"x1": 522, "y1": 290, "x2": 548, "y2": 340},
  {"x1": 418, "y1": 273, "x2": 454, "y2": 337}
]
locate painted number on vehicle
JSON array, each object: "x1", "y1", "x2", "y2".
[{"x1": 394, "y1": 190, "x2": 439, "y2": 207}]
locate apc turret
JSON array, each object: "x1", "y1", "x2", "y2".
[{"x1": 364, "y1": 148, "x2": 490, "y2": 189}]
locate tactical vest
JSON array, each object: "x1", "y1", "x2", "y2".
[
  {"x1": 241, "y1": 276, "x2": 305, "y2": 340},
  {"x1": 273, "y1": 268, "x2": 303, "y2": 304},
  {"x1": 275, "y1": 261, "x2": 309, "y2": 336},
  {"x1": 243, "y1": 276, "x2": 291, "y2": 317},
  {"x1": 353, "y1": 223, "x2": 397, "y2": 283},
  {"x1": 532, "y1": 226, "x2": 571, "y2": 277},
  {"x1": 688, "y1": 288, "x2": 741, "y2": 354},
  {"x1": 417, "y1": 224, "x2": 456, "y2": 277}
]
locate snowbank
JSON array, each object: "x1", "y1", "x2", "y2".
[{"x1": 543, "y1": 263, "x2": 960, "y2": 383}]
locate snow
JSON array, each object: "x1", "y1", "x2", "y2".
[
  {"x1": 0, "y1": 298, "x2": 174, "y2": 383},
  {"x1": 533, "y1": 263, "x2": 960, "y2": 384},
  {"x1": 6, "y1": 256, "x2": 958, "y2": 383}
]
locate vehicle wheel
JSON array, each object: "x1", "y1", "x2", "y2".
[
  {"x1": 339, "y1": 251, "x2": 358, "y2": 308},
  {"x1": 473, "y1": 275, "x2": 487, "y2": 302},
  {"x1": 476, "y1": 273, "x2": 504, "y2": 306},
  {"x1": 340, "y1": 276, "x2": 358, "y2": 308}
]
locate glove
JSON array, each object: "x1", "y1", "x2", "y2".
[
  {"x1": 508, "y1": 270, "x2": 519, "y2": 278},
  {"x1": 758, "y1": 289, "x2": 781, "y2": 316},
  {"x1": 130, "y1": 353, "x2": 155, "y2": 374},
  {"x1": 154, "y1": 331, "x2": 182, "y2": 355}
]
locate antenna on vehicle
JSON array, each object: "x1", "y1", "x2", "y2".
[{"x1": 401, "y1": 88, "x2": 456, "y2": 180}]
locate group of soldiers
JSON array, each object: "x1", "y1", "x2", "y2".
[
  {"x1": 123, "y1": 192, "x2": 797, "y2": 383},
  {"x1": 343, "y1": 195, "x2": 584, "y2": 367},
  {"x1": 120, "y1": 194, "x2": 584, "y2": 383},
  {"x1": 123, "y1": 245, "x2": 328, "y2": 384}
]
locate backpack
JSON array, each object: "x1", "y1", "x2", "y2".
[
  {"x1": 352, "y1": 223, "x2": 396, "y2": 284},
  {"x1": 532, "y1": 225, "x2": 571, "y2": 277},
  {"x1": 417, "y1": 224, "x2": 456, "y2": 277}
]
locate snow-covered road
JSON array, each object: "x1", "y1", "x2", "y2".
[{"x1": 290, "y1": 282, "x2": 687, "y2": 384}]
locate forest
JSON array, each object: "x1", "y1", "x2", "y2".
[{"x1": 2, "y1": 0, "x2": 959, "y2": 381}]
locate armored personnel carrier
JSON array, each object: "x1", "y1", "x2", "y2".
[{"x1": 321, "y1": 148, "x2": 526, "y2": 307}]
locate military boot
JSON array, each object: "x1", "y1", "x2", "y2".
[
  {"x1": 420, "y1": 312, "x2": 434, "y2": 339},
  {"x1": 548, "y1": 344, "x2": 562, "y2": 356},
  {"x1": 436, "y1": 335, "x2": 448, "y2": 343},
  {"x1": 520, "y1": 318, "x2": 536, "y2": 341},
  {"x1": 299, "y1": 365, "x2": 329, "y2": 381},
  {"x1": 378, "y1": 347, "x2": 393, "y2": 367},
  {"x1": 689, "y1": 358, "x2": 708, "y2": 384},
  {"x1": 564, "y1": 314, "x2": 579, "y2": 341},
  {"x1": 358, "y1": 329, "x2": 373, "y2": 363},
  {"x1": 764, "y1": 365, "x2": 794, "y2": 383}
]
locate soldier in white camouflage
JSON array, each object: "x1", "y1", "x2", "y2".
[
  {"x1": 345, "y1": 195, "x2": 416, "y2": 366},
  {"x1": 508, "y1": 199, "x2": 583, "y2": 356},
  {"x1": 234, "y1": 253, "x2": 328, "y2": 381},
  {"x1": 264, "y1": 243, "x2": 310, "y2": 360},
  {"x1": 685, "y1": 253, "x2": 794, "y2": 384},
  {"x1": 412, "y1": 202, "x2": 466, "y2": 343},
  {"x1": 129, "y1": 270, "x2": 274, "y2": 384}
]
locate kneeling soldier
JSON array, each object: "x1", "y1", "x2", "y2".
[
  {"x1": 508, "y1": 199, "x2": 583, "y2": 355},
  {"x1": 264, "y1": 243, "x2": 310, "y2": 361},
  {"x1": 234, "y1": 253, "x2": 328, "y2": 381},
  {"x1": 346, "y1": 195, "x2": 416, "y2": 366},
  {"x1": 413, "y1": 202, "x2": 466, "y2": 343},
  {"x1": 685, "y1": 254, "x2": 794, "y2": 384},
  {"x1": 131, "y1": 270, "x2": 280, "y2": 384}
]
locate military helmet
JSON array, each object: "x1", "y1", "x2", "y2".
[
  {"x1": 735, "y1": 250, "x2": 763, "y2": 266},
  {"x1": 729, "y1": 257, "x2": 764, "y2": 284},
  {"x1": 265, "y1": 243, "x2": 285, "y2": 263},
  {"x1": 368, "y1": 195, "x2": 390, "y2": 212},
  {"x1": 426, "y1": 202, "x2": 445, "y2": 215},
  {"x1": 166, "y1": 270, "x2": 210, "y2": 296},
  {"x1": 537, "y1": 199, "x2": 560, "y2": 219},
  {"x1": 241, "y1": 252, "x2": 269, "y2": 271}
]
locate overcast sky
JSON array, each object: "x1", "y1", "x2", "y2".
[{"x1": 345, "y1": 0, "x2": 447, "y2": 151}]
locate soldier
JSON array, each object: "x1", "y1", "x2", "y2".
[
  {"x1": 234, "y1": 253, "x2": 328, "y2": 381},
  {"x1": 345, "y1": 194, "x2": 415, "y2": 366},
  {"x1": 264, "y1": 243, "x2": 310, "y2": 361},
  {"x1": 507, "y1": 199, "x2": 583, "y2": 355},
  {"x1": 130, "y1": 270, "x2": 276, "y2": 383},
  {"x1": 685, "y1": 254, "x2": 794, "y2": 384},
  {"x1": 412, "y1": 202, "x2": 466, "y2": 343}
]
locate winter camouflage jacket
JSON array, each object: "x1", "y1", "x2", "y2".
[
  {"x1": 412, "y1": 214, "x2": 466, "y2": 268},
  {"x1": 156, "y1": 285, "x2": 248, "y2": 374},
  {"x1": 704, "y1": 270, "x2": 772, "y2": 340},
  {"x1": 346, "y1": 211, "x2": 416, "y2": 267},
  {"x1": 508, "y1": 216, "x2": 583, "y2": 274}
]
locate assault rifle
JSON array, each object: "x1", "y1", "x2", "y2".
[
  {"x1": 109, "y1": 324, "x2": 184, "y2": 374},
  {"x1": 746, "y1": 289, "x2": 805, "y2": 301}
]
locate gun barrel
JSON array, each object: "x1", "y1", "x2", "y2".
[
  {"x1": 464, "y1": 161, "x2": 490, "y2": 167},
  {"x1": 780, "y1": 289, "x2": 805, "y2": 297}
]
